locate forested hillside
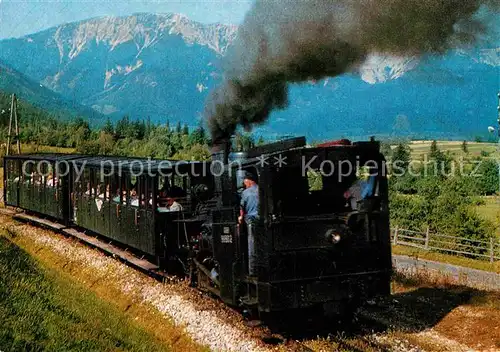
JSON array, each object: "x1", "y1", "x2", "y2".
[{"x1": 0, "y1": 92, "x2": 257, "y2": 160}]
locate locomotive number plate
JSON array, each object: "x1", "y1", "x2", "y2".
[{"x1": 221, "y1": 235, "x2": 232, "y2": 244}]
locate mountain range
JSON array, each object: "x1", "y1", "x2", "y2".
[
  {"x1": 0, "y1": 60, "x2": 105, "y2": 121},
  {"x1": 0, "y1": 12, "x2": 498, "y2": 140}
]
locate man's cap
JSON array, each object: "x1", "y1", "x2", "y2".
[{"x1": 243, "y1": 171, "x2": 257, "y2": 182}]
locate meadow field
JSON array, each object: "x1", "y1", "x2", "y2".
[
  {"x1": 409, "y1": 140, "x2": 499, "y2": 160},
  {"x1": 406, "y1": 141, "x2": 500, "y2": 238}
]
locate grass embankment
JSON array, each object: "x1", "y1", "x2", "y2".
[
  {"x1": 0, "y1": 234, "x2": 203, "y2": 352},
  {"x1": 393, "y1": 245, "x2": 500, "y2": 274}
]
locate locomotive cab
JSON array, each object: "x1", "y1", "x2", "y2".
[{"x1": 204, "y1": 138, "x2": 392, "y2": 317}]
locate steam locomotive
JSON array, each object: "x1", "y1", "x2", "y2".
[{"x1": 3, "y1": 137, "x2": 392, "y2": 317}]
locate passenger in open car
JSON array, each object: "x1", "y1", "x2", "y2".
[
  {"x1": 165, "y1": 196, "x2": 183, "y2": 212},
  {"x1": 157, "y1": 190, "x2": 183, "y2": 212},
  {"x1": 130, "y1": 188, "x2": 139, "y2": 207}
]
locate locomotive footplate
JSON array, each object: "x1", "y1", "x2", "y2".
[{"x1": 255, "y1": 269, "x2": 391, "y2": 312}]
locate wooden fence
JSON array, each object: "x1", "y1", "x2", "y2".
[{"x1": 392, "y1": 226, "x2": 500, "y2": 263}]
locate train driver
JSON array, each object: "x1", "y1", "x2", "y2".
[
  {"x1": 238, "y1": 172, "x2": 259, "y2": 277},
  {"x1": 344, "y1": 173, "x2": 376, "y2": 210}
]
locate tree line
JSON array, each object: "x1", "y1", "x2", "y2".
[
  {"x1": 0, "y1": 92, "x2": 258, "y2": 161},
  {"x1": 384, "y1": 139, "x2": 499, "y2": 253}
]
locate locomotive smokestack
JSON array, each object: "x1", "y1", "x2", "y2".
[
  {"x1": 211, "y1": 139, "x2": 231, "y2": 165},
  {"x1": 206, "y1": 0, "x2": 498, "y2": 141}
]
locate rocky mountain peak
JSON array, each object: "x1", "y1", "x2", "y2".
[
  {"x1": 31, "y1": 12, "x2": 238, "y2": 63},
  {"x1": 358, "y1": 54, "x2": 420, "y2": 84}
]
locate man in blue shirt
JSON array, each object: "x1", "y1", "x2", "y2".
[
  {"x1": 238, "y1": 172, "x2": 259, "y2": 276},
  {"x1": 344, "y1": 175, "x2": 376, "y2": 210}
]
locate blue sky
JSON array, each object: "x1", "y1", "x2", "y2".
[{"x1": 0, "y1": 0, "x2": 252, "y2": 39}]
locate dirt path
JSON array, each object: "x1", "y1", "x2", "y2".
[{"x1": 393, "y1": 255, "x2": 500, "y2": 291}]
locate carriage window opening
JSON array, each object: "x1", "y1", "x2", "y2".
[
  {"x1": 102, "y1": 176, "x2": 110, "y2": 201},
  {"x1": 38, "y1": 163, "x2": 44, "y2": 186},
  {"x1": 121, "y1": 176, "x2": 129, "y2": 205},
  {"x1": 148, "y1": 177, "x2": 155, "y2": 209},
  {"x1": 110, "y1": 176, "x2": 121, "y2": 203},
  {"x1": 39, "y1": 162, "x2": 45, "y2": 187},
  {"x1": 137, "y1": 176, "x2": 150, "y2": 208},
  {"x1": 158, "y1": 176, "x2": 171, "y2": 198},
  {"x1": 19, "y1": 161, "x2": 25, "y2": 183},
  {"x1": 172, "y1": 175, "x2": 183, "y2": 189},
  {"x1": 26, "y1": 162, "x2": 34, "y2": 184},
  {"x1": 83, "y1": 169, "x2": 91, "y2": 196},
  {"x1": 137, "y1": 177, "x2": 143, "y2": 207},
  {"x1": 56, "y1": 162, "x2": 67, "y2": 189},
  {"x1": 32, "y1": 162, "x2": 39, "y2": 186},
  {"x1": 6, "y1": 161, "x2": 11, "y2": 178},
  {"x1": 151, "y1": 178, "x2": 156, "y2": 208},
  {"x1": 90, "y1": 169, "x2": 97, "y2": 198},
  {"x1": 43, "y1": 163, "x2": 50, "y2": 187},
  {"x1": 46, "y1": 163, "x2": 55, "y2": 188},
  {"x1": 129, "y1": 177, "x2": 139, "y2": 208},
  {"x1": 36, "y1": 164, "x2": 42, "y2": 185},
  {"x1": 158, "y1": 176, "x2": 165, "y2": 191},
  {"x1": 307, "y1": 170, "x2": 323, "y2": 192},
  {"x1": 118, "y1": 176, "x2": 126, "y2": 204},
  {"x1": 170, "y1": 174, "x2": 188, "y2": 200},
  {"x1": 273, "y1": 163, "x2": 359, "y2": 216},
  {"x1": 74, "y1": 168, "x2": 82, "y2": 194},
  {"x1": 129, "y1": 175, "x2": 139, "y2": 206},
  {"x1": 30, "y1": 162, "x2": 36, "y2": 185},
  {"x1": 9, "y1": 161, "x2": 20, "y2": 182},
  {"x1": 95, "y1": 170, "x2": 106, "y2": 199},
  {"x1": 150, "y1": 176, "x2": 160, "y2": 209}
]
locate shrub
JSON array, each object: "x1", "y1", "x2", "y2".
[{"x1": 475, "y1": 160, "x2": 499, "y2": 195}]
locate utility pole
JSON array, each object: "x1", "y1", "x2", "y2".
[
  {"x1": 497, "y1": 92, "x2": 500, "y2": 201},
  {"x1": 6, "y1": 93, "x2": 21, "y2": 156}
]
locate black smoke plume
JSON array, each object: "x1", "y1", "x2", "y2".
[{"x1": 206, "y1": 0, "x2": 499, "y2": 143}]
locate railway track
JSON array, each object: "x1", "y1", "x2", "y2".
[
  {"x1": 4, "y1": 207, "x2": 498, "y2": 351},
  {"x1": 4, "y1": 209, "x2": 170, "y2": 280},
  {"x1": 2, "y1": 207, "x2": 400, "y2": 352}
]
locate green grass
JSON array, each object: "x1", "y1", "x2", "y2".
[
  {"x1": 0, "y1": 237, "x2": 172, "y2": 352},
  {"x1": 408, "y1": 141, "x2": 499, "y2": 160},
  {"x1": 475, "y1": 196, "x2": 500, "y2": 238},
  {"x1": 393, "y1": 245, "x2": 500, "y2": 274},
  {"x1": 18, "y1": 143, "x2": 76, "y2": 154}
]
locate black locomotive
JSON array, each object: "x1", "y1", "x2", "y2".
[{"x1": 3, "y1": 137, "x2": 392, "y2": 317}]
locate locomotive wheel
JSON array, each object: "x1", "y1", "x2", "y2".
[{"x1": 323, "y1": 300, "x2": 359, "y2": 325}]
